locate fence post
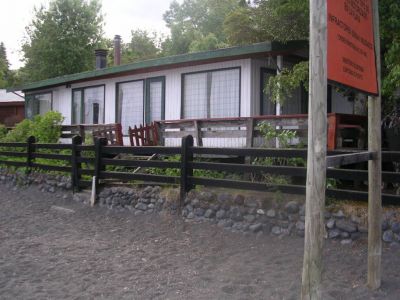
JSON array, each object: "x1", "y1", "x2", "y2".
[
  {"x1": 26, "y1": 136, "x2": 36, "y2": 174},
  {"x1": 180, "y1": 135, "x2": 194, "y2": 207},
  {"x1": 94, "y1": 137, "x2": 108, "y2": 198},
  {"x1": 71, "y1": 135, "x2": 82, "y2": 193}
]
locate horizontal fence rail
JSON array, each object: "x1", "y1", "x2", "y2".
[{"x1": 0, "y1": 135, "x2": 399, "y2": 205}]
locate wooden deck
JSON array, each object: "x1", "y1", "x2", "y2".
[
  {"x1": 60, "y1": 113, "x2": 367, "y2": 150},
  {"x1": 156, "y1": 113, "x2": 367, "y2": 150}
]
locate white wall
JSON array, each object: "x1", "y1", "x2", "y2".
[{"x1": 45, "y1": 59, "x2": 252, "y2": 127}]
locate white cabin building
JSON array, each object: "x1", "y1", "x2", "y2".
[{"x1": 11, "y1": 41, "x2": 361, "y2": 147}]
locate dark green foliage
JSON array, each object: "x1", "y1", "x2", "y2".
[
  {"x1": 122, "y1": 30, "x2": 162, "y2": 63},
  {"x1": 223, "y1": 0, "x2": 309, "y2": 45},
  {"x1": 21, "y1": 0, "x2": 104, "y2": 82},
  {"x1": 380, "y1": 0, "x2": 400, "y2": 112},
  {"x1": 0, "y1": 124, "x2": 7, "y2": 140},
  {"x1": 0, "y1": 42, "x2": 17, "y2": 88},
  {"x1": 162, "y1": 0, "x2": 241, "y2": 55}
]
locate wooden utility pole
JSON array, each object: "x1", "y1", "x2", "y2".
[
  {"x1": 301, "y1": 0, "x2": 327, "y2": 299},
  {"x1": 367, "y1": 0, "x2": 382, "y2": 290}
]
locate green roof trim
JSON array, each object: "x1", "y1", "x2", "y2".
[{"x1": 10, "y1": 40, "x2": 307, "y2": 92}]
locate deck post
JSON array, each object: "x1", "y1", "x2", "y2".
[
  {"x1": 194, "y1": 120, "x2": 203, "y2": 147},
  {"x1": 367, "y1": 0, "x2": 382, "y2": 290},
  {"x1": 301, "y1": 0, "x2": 327, "y2": 299}
]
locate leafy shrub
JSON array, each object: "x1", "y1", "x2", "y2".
[
  {"x1": 257, "y1": 121, "x2": 297, "y2": 148},
  {"x1": 1, "y1": 111, "x2": 64, "y2": 143},
  {"x1": 0, "y1": 124, "x2": 7, "y2": 140},
  {"x1": 31, "y1": 111, "x2": 64, "y2": 143},
  {"x1": 252, "y1": 121, "x2": 305, "y2": 185},
  {"x1": 1, "y1": 119, "x2": 34, "y2": 143}
]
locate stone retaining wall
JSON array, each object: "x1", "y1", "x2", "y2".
[{"x1": 1, "y1": 168, "x2": 399, "y2": 246}]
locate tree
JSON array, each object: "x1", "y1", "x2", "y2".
[
  {"x1": 0, "y1": 42, "x2": 12, "y2": 88},
  {"x1": 123, "y1": 30, "x2": 161, "y2": 63},
  {"x1": 230, "y1": 0, "x2": 400, "y2": 114},
  {"x1": 223, "y1": 7, "x2": 259, "y2": 46},
  {"x1": 21, "y1": 0, "x2": 104, "y2": 82},
  {"x1": 380, "y1": 0, "x2": 400, "y2": 112},
  {"x1": 162, "y1": 0, "x2": 242, "y2": 55},
  {"x1": 223, "y1": 0, "x2": 309, "y2": 45}
]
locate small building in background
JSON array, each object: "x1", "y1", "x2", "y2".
[{"x1": 0, "y1": 89, "x2": 25, "y2": 127}]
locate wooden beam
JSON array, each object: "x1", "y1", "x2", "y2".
[
  {"x1": 367, "y1": 0, "x2": 382, "y2": 290},
  {"x1": 246, "y1": 118, "x2": 255, "y2": 148},
  {"x1": 326, "y1": 151, "x2": 374, "y2": 168},
  {"x1": 194, "y1": 120, "x2": 203, "y2": 147},
  {"x1": 301, "y1": 1, "x2": 327, "y2": 299}
]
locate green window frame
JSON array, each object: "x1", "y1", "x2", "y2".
[
  {"x1": 25, "y1": 91, "x2": 53, "y2": 119},
  {"x1": 71, "y1": 84, "x2": 105, "y2": 124},
  {"x1": 181, "y1": 67, "x2": 241, "y2": 119},
  {"x1": 115, "y1": 76, "x2": 165, "y2": 131}
]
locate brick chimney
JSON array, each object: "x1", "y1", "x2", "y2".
[
  {"x1": 114, "y1": 35, "x2": 121, "y2": 66},
  {"x1": 95, "y1": 49, "x2": 108, "y2": 70}
]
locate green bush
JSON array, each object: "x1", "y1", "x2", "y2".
[
  {"x1": 1, "y1": 119, "x2": 34, "y2": 143},
  {"x1": 31, "y1": 111, "x2": 64, "y2": 143},
  {"x1": 1, "y1": 111, "x2": 64, "y2": 143},
  {"x1": 0, "y1": 124, "x2": 7, "y2": 140}
]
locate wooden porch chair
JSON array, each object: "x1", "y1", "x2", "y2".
[
  {"x1": 92, "y1": 124, "x2": 123, "y2": 145},
  {"x1": 128, "y1": 122, "x2": 159, "y2": 146}
]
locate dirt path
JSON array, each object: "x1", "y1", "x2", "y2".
[{"x1": 0, "y1": 184, "x2": 399, "y2": 299}]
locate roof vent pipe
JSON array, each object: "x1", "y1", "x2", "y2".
[
  {"x1": 95, "y1": 49, "x2": 108, "y2": 70},
  {"x1": 114, "y1": 35, "x2": 121, "y2": 66}
]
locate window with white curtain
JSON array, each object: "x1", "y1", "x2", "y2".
[
  {"x1": 117, "y1": 80, "x2": 144, "y2": 134},
  {"x1": 148, "y1": 80, "x2": 163, "y2": 123},
  {"x1": 116, "y1": 76, "x2": 165, "y2": 133},
  {"x1": 25, "y1": 92, "x2": 52, "y2": 119},
  {"x1": 182, "y1": 68, "x2": 240, "y2": 119},
  {"x1": 72, "y1": 85, "x2": 104, "y2": 124}
]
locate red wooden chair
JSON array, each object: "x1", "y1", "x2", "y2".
[{"x1": 128, "y1": 122, "x2": 159, "y2": 146}]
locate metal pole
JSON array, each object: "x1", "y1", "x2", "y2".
[{"x1": 301, "y1": 0, "x2": 327, "y2": 299}]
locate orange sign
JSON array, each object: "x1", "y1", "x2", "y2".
[{"x1": 327, "y1": 0, "x2": 378, "y2": 95}]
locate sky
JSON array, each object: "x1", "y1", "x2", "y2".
[{"x1": 0, "y1": 0, "x2": 181, "y2": 70}]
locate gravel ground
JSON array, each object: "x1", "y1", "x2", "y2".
[{"x1": 0, "y1": 184, "x2": 399, "y2": 300}]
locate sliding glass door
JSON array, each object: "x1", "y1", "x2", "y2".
[
  {"x1": 72, "y1": 85, "x2": 105, "y2": 124},
  {"x1": 116, "y1": 76, "x2": 165, "y2": 132}
]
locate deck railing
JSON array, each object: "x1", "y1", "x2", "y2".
[{"x1": 156, "y1": 113, "x2": 367, "y2": 150}]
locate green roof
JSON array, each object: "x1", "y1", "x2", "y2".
[{"x1": 10, "y1": 40, "x2": 307, "y2": 92}]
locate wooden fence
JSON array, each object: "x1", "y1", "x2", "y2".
[{"x1": 0, "y1": 135, "x2": 399, "y2": 205}]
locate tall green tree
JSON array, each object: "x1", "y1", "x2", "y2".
[
  {"x1": 21, "y1": 0, "x2": 104, "y2": 82},
  {"x1": 380, "y1": 0, "x2": 400, "y2": 109},
  {"x1": 123, "y1": 30, "x2": 161, "y2": 63},
  {"x1": 224, "y1": 0, "x2": 309, "y2": 45},
  {"x1": 162, "y1": 0, "x2": 241, "y2": 55},
  {"x1": 225, "y1": 0, "x2": 400, "y2": 113},
  {"x1": 0, "y1": 42, "x2": 12, "y2": 88}
]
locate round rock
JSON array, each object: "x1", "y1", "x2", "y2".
[
  {"x1": 285, "y1": 201, "x2": 299, "y2": 214},
  {"x1": 335, "y1": 219, "x2": 357, "y2": 233},
  {"x1": 383, "y1": 230, "x2": 395, "y2": 243}
]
